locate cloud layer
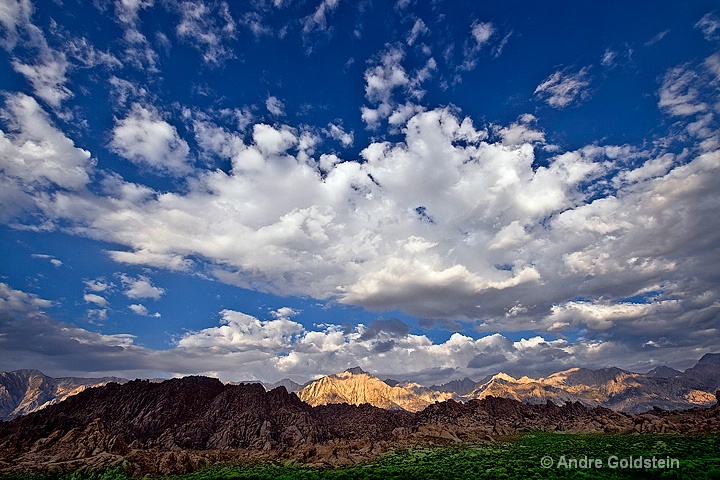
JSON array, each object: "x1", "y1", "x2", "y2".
[{"x1": 0, "y1": 1, "x2": 718, "y2": 383}]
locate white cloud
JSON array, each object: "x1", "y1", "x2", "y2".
[
  {"x1": 31, "y1": 254, "x2": 62, "y2": 267},
  {"x1": 119, "y1": 274, "x2": 165, "y2": 300},
  {"x1": 0, "y1": 94, "x2": 93, "y2": 219},
  {"x1": 645, "y1": 29, "x2": 669, "y2": 46},
  {"x1": 534, "y1": 67, "x2": 591, "y2": 108},
  {"x1": 0, "y1": 0, "x2": 31, "y2": 50},
  {"x1": 178, "y1": 309, "x2": 304, "y2": 351},
  {"x1": 695, "y1": 12, "x2": 720, "y2": 41},
  {"x1": 86, "y1": 308, "x2": 109, "y2": 323},
  {"x1": 24, "y1": 105, "x2": 714, "y2": 329},
  {"x1": 470, "y1": 22, "x2": 494, "y2": 47},
  {"x1": 2, "y1": 282, "x2": 718, "y2": 383},
  {"x1": 113, "y1": 0, "x2": 158, "y2": 71},
  {"x1": 3, "y1": 52, "x2": 719, "y2": 375},
  {"x1": 110, "y1": 103, "x2": 191, "y2": 175},
  {"x1": 658, "y1": 65, "x2": 708, "y2": 116},
  {"x1": 495, "y1": 114, "x2": 545, "y2": 146},
  {"x1": 129, "y1": 303, "x2": 160, "y2": 317},
  {"x1": 83, "y1": 293, "x2": 109, "y2": 308},
  {"x1": 302, "y1": 0, "x2": 340, "y2": 34},
  {"x1": 12, "y1": 53, "x2": 72, "y2": 108},
  {"x1": 325, "y1": 122, "x2": 354, "y2": 147},
  {"x1": 175, "y1": 0, "x2": 236, "y2": 65},
  {"x1": 271, "y1": 306, "x2": 300, "y2": 318},
  {"x1": 0, "y1": 0, "x2": 73, "y2": 108},
  {"x1": 364, "y1": 45, "x2": 408, "y2": 104},
  {"x1": 460, "y1": 21, "x2": 495, "y2": 70},
  {"x1": 265, "y1": 95, "x2": 285, "y2": 117},
  {"x1": 84, "y1": 278, "x2": 113, "y2": 293},
  {"x1": 406, "y1": 18, "x2": 428, "y2": 46},
  {"x1": 64, "y1": 37, "x2": 123, "y2": 70},
  {"x1": 0, "y1": 282, "x2": 52, "y2": 314},
  {"x1": 361, "y1": 44, "x2": 434, "y2": 129},
  {"x1": 601, "y1": 48, "x2": 617, "y2": 67}
]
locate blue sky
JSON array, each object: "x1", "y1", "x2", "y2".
[{"x1": 1, "y1": 0, "x2": 719, "y2": 384}]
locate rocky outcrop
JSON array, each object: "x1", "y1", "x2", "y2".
[
  {"x1": 298, "y1": 368, "x2": 455, "y2": 412},
  {"x1": 0, "y1": 370, "x2": 127, "y2": 421}
]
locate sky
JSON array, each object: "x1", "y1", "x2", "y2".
[{"x1": 1, "y1": 0, "x2": 719, "y2": 385}]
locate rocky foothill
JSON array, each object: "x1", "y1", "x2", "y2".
[{"x1": 0, "y1": 376, "x2": 718, "y2": 477}]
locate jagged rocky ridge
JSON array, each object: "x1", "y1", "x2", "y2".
[
  {"x1": 0, "y1": 376, "x2": 719, "y2": 477},
  {"x1": 298, "y1": 367, "x2": 455, "y2": 411}
]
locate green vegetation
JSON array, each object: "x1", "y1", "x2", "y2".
[{"x1": 2, "y1": 434, "x2": 719, "y2": 480}]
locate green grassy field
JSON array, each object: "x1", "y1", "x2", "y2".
[{"x1": 2, "y1": 433, "x2": 719, "y2": 480}]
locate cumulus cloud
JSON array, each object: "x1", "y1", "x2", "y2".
[
  {"x1": 178, "y1": 309, "x2": 304, "y2": 351},
  {"x1": 0, "y1": 93, "x2": 93, "y2": 219},
  {"x1": 325, "y1": 122, "x2": 353, "y2": 147},
  {"x1": 361, "y1": 44, "x2": 435, "y2": 129},
  {"x1": 119, "y1": 274, "x2": 165, "y2": 300},
  {"x1": 495, "y1": 114, "x2": 545, "y2": 146},
  {"x1": 83, "y1": 293, "x2": 109, "y2": 308},
  {"x1": 84, "y1": 278, "x2": 113, "y2": 293},
  {"x1": 110, "y1": 103, "x2": 191, "y2": 175},
  {"x1": 534, "y1": 67, "x2": 591, "y2": 108},
  {"x1": 271, "y1": 306, "x2": 300, "y2": 318},
  {"x1": 14, "y1": 95, "x2": 715, "y2": 342},
  {"x1": 129, "y1": 303, "x2": 160, "y2": 317}
]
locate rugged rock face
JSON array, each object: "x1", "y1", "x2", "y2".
[
  {"x1": 0, "y1": 370, "x2": 127, "y2": 421},
  {"x1": 298, "y1": 368, "x2": 455, "y2": 412},
  {"x1": 0, "y1": 376, "x2": 718, "y2": 477}
]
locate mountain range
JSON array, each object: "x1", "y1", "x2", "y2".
[
  {"x1": 295, "y1": 354, "x2": 720, "y2": 414},
  {"x1": 1, "y1": 374, "x2": 718, "y2": 476},
  {"x1": 0, "y1": 369, "x2": 127, "y2": 421},
  {"x1": 1, "y1": 353, "x2": 718, "y2": 422}
]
